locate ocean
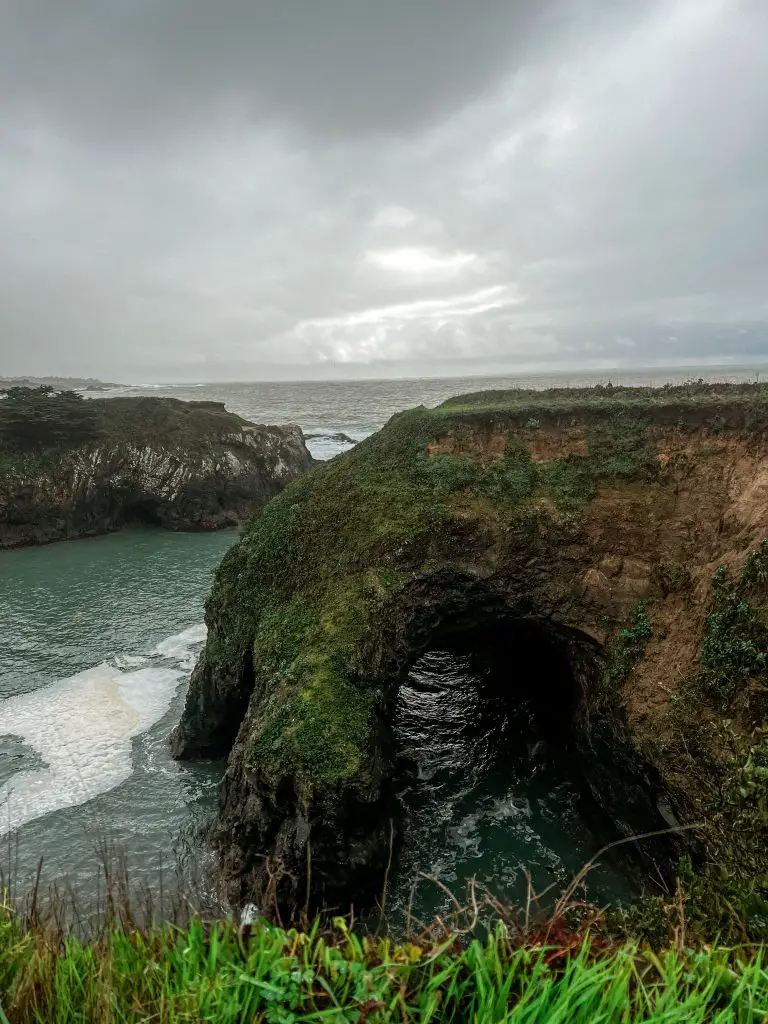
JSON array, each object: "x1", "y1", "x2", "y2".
[{"x1": 1, "y1": 366, "x2": 763, "y2": 920}]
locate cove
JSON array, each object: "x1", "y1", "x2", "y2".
[
  {"x1": 386, "y1": 633, "x2": 649, "y2": 925},
  {"x1": 298, "y1": 611, "x2": 673, "y2": 918},
  {"x1": 0, "y1": 528, "x2": 235, "y2": 909}
]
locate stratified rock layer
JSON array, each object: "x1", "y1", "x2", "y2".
[
  {"x1": 172, "y1": 383, "x2": 768, "y2": 917},
  {"x1": 0, "y1": 393, "x2": 312, "y2": 547}
]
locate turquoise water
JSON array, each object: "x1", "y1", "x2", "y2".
[
  {"x1": 0, "y1": 529, "x2": 235, "y2": 908},
  {"x1": 1, "y1": 529, "x2": 645, "y2": 922}
]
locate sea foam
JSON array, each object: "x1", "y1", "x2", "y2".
[{"x1": 0, "y1": 624, "x2": 207, "y2": 834}]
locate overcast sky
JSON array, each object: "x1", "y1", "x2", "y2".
[{"x1": 2, "y1": 0, "x2": 768, "y2": 382}]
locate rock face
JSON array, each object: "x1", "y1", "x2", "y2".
[
  {"x1": 0, "y1": 390, "x2": 312, "y2": 548},
  {"x1": 172, "y1": 383, "x2": 768, "y2": 919}
]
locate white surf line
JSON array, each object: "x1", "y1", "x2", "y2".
[{"x1": 0, "y1": 624, "x2": 207, "y2": 835}]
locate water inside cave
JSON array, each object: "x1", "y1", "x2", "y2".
[{"x1": 385, "y1": 624, "x2": 661, "y2": 924}]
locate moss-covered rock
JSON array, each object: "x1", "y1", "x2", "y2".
[
  {"x1": 171, "y1": 383, "x2": 768, "y2": 921},
  {"x1": 0, "y1": 390, "x2": 312, "y2": 547}
]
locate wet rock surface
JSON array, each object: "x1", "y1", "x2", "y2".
[{"x1": 0, "y1": 392, "x2": 312, "y2": 548}]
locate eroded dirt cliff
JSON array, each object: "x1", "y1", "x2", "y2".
[{"x1": 172, "y1": 383, "x2": 768, "y2": 927}]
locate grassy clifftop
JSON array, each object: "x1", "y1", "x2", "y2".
[
  {"x1": 0, "y1": 387, "x2": 286, "y2": 461},
  {"x1": 0, "y1": 387, "x2": 312, "y2": 547},
  {"x1": 439, "y1": 378, "x2": 768, "y2": 420}
]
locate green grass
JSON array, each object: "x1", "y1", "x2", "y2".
[
  {"x1": 3, "y1": 904, "x2": 768, "y2": 1023},
  {"x1": 437, "y1": 379, "x2": 768, "y2": 421}
]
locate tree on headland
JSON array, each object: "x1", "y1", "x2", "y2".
[{"x1": 0, "y1": 385, "x2": 100, "y2": 451}]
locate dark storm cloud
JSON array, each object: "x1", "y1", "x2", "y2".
[
  {"x1": 1, "y1": 0, "x2": 767, "y2": 379},
  {"x1": 2, "y1": 0, "x2": 642, "y2": 143}
]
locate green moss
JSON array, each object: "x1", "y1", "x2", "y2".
[
  {"x1": 375, "y1": 567, "x2": 410, "y2": 593},
  {"x1": 480, "y1": 442, "x2": 538, "y2": 504},
  {"x1": 195, "y1": 388, "x2": 766, "y2": 805},
  {"x1": 699, "y1": 541, "x2": 768, "y2": 699},
  {"x1": 420, "y1": 452, "x2": 478, "y2": 495},
  {"x1": 251, "y1": 673, "x2": 378, "y2": 794},
  {"x1": 540, "y1": 416, "x2": 660, "y2": 513},
  {"x1": 604, "y1": 605, "x2": 653, "y2": 693},
  {"x1": 540, "y1": 457, "x2": 596, "y2": 512},
  {"x1": 242, "y1": 575, "x2": 394, "y2": 789}
]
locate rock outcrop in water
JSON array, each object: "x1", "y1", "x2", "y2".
[
  {"x1": 172, "y1": 383, "x2": 768, "y2": 922},
  {"x1": 0, "y1": 388, "x2": 312, "y2": 548}
]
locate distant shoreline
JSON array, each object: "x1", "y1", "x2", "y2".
[
  {"x1": 0, "y1": 376, "x2": 118, "y2": 391},
  {"x1": 99, "y1": 362, "x2": 767, "y2": 389}
]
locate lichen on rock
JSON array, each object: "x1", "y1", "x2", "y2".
[{"x1": 171, "y1": 382, "x2": 768, "y2": 924}]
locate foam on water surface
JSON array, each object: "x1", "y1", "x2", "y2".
[
  {"x1": 153, "y1": 623, "x2": 207, "y2": 667},
  {"x1": 0, "y1": 624, "x2": 207, "y2": 834}
]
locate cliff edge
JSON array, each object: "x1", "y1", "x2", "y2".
[
  {"x1": 172, "y1": 382, "x2": 768, "y2": 929},
  {"x1": 0, "y1": 388, "x2": 312, "y2": 548}
]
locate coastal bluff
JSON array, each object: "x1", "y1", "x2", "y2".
[
  {"x1": 172, "y1": 382, "x2": 768, "y2": 923},
  {"x1": 0, "y1": 388, "x2": 312, "y2": 548}
]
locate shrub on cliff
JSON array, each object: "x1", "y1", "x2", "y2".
[
  {"x1": 0, "y1": 386, "x2": 100, "y2": 453},
  {"x1": 699, "y1": 541, "x2": 768, "y2": 699}
]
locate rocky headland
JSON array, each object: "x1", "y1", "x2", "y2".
[
  {"x1": 172, "y1": 382, "x2": 768, "y2": 933},
  {"x1": 0, "y1": 387, "x2": 312, "y2": 548}
]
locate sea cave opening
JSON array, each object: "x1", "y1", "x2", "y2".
[
  {"x1": 382, "y1": 616, "x2": 673, "y2": 923},
  {"x1": 123, "y1": 496, "x2": 165, "y2": 527}
]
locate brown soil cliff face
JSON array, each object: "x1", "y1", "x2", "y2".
[
  {"x1": 430, "y1": 420, "x2": 768, "y2": 834},
  {"x1": 584, "y1": 437, "x2": 766, "y2": 722},
  {"x1": 434, "y1": 419, "x2": 768, "y2": 730},
  {"x1": 172, "y1": 389, "x2": 768, "y2": 917}
]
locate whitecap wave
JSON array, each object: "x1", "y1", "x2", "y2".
[{"x1": 0, "y1": 623, "x2": 208, "y2": 834}]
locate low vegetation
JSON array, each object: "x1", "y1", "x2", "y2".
[
  {"x1": 4, "y1": 899, "x2": 768, "y2": 1023},
  {"x1": 630, "y1": 542, "x2": 768, "y2": 944},
  {"x1": 698, "y1": 542, "x2": 768, "y2": 700},
  {"x1": 604, "y1": 605, "x2": 653, "y2": 693},
  {"x1": 439, "y1": 378, "x2": 768, "y2": 424},
  {"x1": 0, "y1": 386, "x2": 265, "y2": 465},
  {"x1": 0, "y1": 386, "x2": 99, "y2": 454}
]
